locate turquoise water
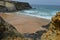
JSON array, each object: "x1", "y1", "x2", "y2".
[{"x1": 16, "y1": 5, "x2": 60, "y2": 19}]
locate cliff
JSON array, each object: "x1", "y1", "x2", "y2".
[
  {"x1": 0, "y1": 1, "x2": 32, "y2": 12},
  {"x1": 41, "y1": 12, "x2": 60, "y2": 40},
  {"x1": 0, "y1": 17, "x2": 25, "y2": 40},
  {"x1": 14, "y1": 2, "x2": 32, "y2": 11}
]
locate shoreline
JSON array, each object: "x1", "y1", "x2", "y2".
[
  {"x1": 15, "y1": 12, "x2": 51, "y2": 21},
  {"x1": 16, "y1": 12, "x2": 52, "y2": 20},
  {"x1": 0, "y1": 13, "x2": 50, "y2": 34}
]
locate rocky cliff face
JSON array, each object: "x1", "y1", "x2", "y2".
[
  {"x1": 14, "y1": 2, "x2": 32, "y2": 11},
  {"x1": 6, "y1": 1, "x2": 32, "y2": 11},
  {"x1": 0, "y1": 17, "x2": 25, "y2": 40},
  {"x1": 41, "y1": 12, "x2": 60, "y2": 40},
  {"x1": 0, "y1": 1, "x2": 32, "y2": 12},
  {"x1": 5, "y1": 2, "x2": 16, "y2": 12}
]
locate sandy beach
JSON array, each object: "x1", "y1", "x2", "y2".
[{"x1": 0, "y1": 13, "x2": 50, "y2": 34}]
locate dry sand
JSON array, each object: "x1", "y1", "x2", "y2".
[{"x1": 0, "y1": 13, "x2": 50, "y2": 34}]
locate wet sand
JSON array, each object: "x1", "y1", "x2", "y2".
[{"x1": 0, "y1": 13, "x2": 50, "y2": 34}]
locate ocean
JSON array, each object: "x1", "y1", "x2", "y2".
[{"x1": 16, "y1": 5, "x2": 60, "y2": 19}]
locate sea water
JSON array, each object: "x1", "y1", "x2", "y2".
[{"x1": 16, "y1": 5, "x2": 60, "y2": 20}]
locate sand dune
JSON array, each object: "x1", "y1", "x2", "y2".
[{"x1": 0, "y1": 13, "x2": 50, "y2": 34}]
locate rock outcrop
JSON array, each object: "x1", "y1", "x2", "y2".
[
  {"x1": 0, "y1": 17, "x2": 25, "y2": 40},
  {"x1": 23, "y1": 30, "x2": 47, "y2": 40},
  {"x1": 0, "y1": 5, "x2": 8, "y2": 12},
  {"x1": 41, "y1": 12, "x2": 60, "y2": 40},
  {"x1": 0, "y1": 1, "x2": 32, "y2": 12},
  {"x1": 14, "y1": 2, "x2": 32, "y2": 10}
]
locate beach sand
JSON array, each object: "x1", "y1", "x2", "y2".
[{"x1": 0, "y1": 13, "x2": 50, "y2": 34}]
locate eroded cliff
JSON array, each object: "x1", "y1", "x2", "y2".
[
  {"x1": 41, "y1": 12, "x2": 60, "y2": 40},
  {"x1": 0, "y1": 1, "x2": 32, "y2": 12}
]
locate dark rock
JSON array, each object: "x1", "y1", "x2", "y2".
[
  {"x1": 14, "y1": 2, "x2": 32, "y2": 10},
  {"x1": 23, "y1": 30, "x2": 47, "y2": 40},
  {"x1": 35, "y1": 30, "x2": 47, "y2": 39},
  {"x1": 0, "y1": 5, "x2": 8, "y2": 12},
  {"x1": 42, "y1": 23, "x2": 50, "y2": 29},
  {"x1": 0, "y1": 17, "x2": 24, "y2": 40}
]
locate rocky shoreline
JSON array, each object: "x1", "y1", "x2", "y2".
[
  {"x1": 0, "y1": 12, "x2": 60, "y2": 40},
  {"x1": 0, "y1": 0, "x2": 32, "y2": 12}
]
